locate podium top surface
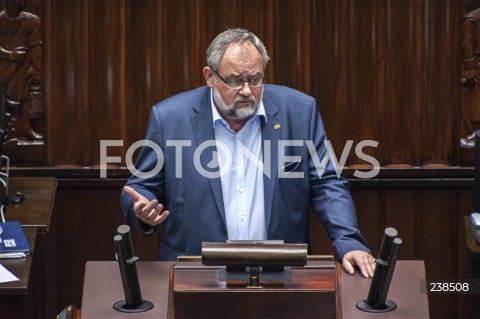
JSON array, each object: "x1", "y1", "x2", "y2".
[
  {"x1": 342, "y1": 260, "x2": 429, "y2": 319},
  {"x1": 82, "y1": 261, "x2": 170, "y2": 319},
  {"x1": 81, "y1": 260, "x2": 429, "y2": 319}
]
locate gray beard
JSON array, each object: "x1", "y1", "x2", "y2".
[{"x1": 212, "y1": 84, "x2": 262, "y2": 121}]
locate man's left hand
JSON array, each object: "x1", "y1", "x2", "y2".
[{"x1": 342, "y1": 250, "x2": 376, "y2": 278}]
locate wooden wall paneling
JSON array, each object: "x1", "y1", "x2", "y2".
[
  {"x1": 42, "y1": 0, "x2": 467, "y2": 168},
  {"x1": 456, "y1": 187, "x2": 474, "y2": 319},
  {"x1": 45, "y1": 0, "x2": 90, "y2": 166},
  {"x1": 200, "y1": 0, "x2": 241, "y2": 43},
  {"x1": 351, "y1": 188, "x2": 381, "y2": 256},
  {"x1": 421, "y1": 0, "x2": 457, "y2": 166},
  {"x1": 382, "y1": 0, "x2": 423, "y2": 165},
  {"x1": 420, "y1": 189, "x2": 456, "y2": 319},
  {"x1": 124, "y1": 1, "x2": 164, "y2": 155},
  {"x1": 371, "y1": 0, "x2": 388, "y2": 166},
  {"x1": 272, "y1": 0, "x2": 311, "y2": 95},
  {"x1": 87, "y1": 0, "x2": 126, "y2": 166},
  {"x1": 31, "y1": 230, "x2": 48, "y2": 319},
  {"x1": 43, "y1": 190, "x2": 60, "y2": 319},
  {"x1": 345, "y1": 0, "x2": 383, "y2": 165},
  {"x1": 311, "y1": 0, "x2": 350, "y2": 156},
  {"x1": 419, "y1": 189, "x2": 456, "y2": 274},
  {"x1": 160, "y1": 0, "x2": 202, "y2": 98},
  {"x1": 309, "y1": 208, "x2": 334, "y2": 255},
  {"x1": 53, "y1": 186, "x2": 93, "y2": 313},
  {"x1": 383, "y1": 189, "x2": 418, "y2": 259}
]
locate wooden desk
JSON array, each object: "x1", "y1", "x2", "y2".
[
  {"x1": 81, "y1": 260, "x2": 429, "y2": 319},
  {"x1": 342, "y1": 260, "x2": 430, "y2": 318},
  {"x1": 0, "y1": 227, "x2": 37, "y2": 319},
  {"x1": 6, "y1": 177, "x2": 57, "y2": 231},
  {"x1": 0, "y1": 177, "x2": 56, "y2": 319}
]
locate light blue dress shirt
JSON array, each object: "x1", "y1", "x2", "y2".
[{"x1": 210, "y1": 90, "x2": 267, "y2": 240}]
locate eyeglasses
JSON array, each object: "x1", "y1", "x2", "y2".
[{"x1": 213, "y1": 70, "x2": 265, "y2": 90}]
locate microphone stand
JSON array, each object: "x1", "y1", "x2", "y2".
[
  {"x1": 113, "y1": 225, "x2": 153, "y2": 313},
  {"x1": 356, "y1": 227, "x2": 402, "y2": 313}
]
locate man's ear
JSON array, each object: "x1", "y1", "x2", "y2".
[{"x1": 203, "y1": 67, "x2": 215, "y2": 88}]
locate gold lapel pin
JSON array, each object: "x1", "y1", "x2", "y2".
[{"x1": 274, "y1": 124, "x2": 281, "y2": 130}]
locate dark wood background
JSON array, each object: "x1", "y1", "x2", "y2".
[
  {"x1": 2, "y1": 0, "x2": 478, "y2": 319},
  {"x1": 40, "y1": 0, "x2": 466, "y2": 168}
]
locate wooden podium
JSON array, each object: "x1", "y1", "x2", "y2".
[
  {"x1": 168, "y1": 258, "x2": 340, "y2": 319},
  {"x1": 80, "y1": 260, "x2": 430, "y2": 319}
]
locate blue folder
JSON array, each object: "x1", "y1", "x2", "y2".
[{"x1": 0, "y1": 221, "x2": 31, "y2": 258}]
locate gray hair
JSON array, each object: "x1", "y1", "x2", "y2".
[{"x1": 206, "y1": 28, "x2": 270, "y2": 71}]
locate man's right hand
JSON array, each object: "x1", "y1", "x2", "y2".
[{"x1": 123, "y1": 186, "x2": 169, "y2": 226}]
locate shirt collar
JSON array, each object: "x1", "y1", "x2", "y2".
[{"x1": 210, "y1": 88, "x2": 267, "y2": 128}]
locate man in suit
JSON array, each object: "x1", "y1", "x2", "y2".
[{"x1": 121, "y1": 28, "x2": 375, "y2": 277}]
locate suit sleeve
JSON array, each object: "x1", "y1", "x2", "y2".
[
  {"x1": 120, "y1": 106, "x2": 166, "y2": 235},
  {"x1": 307, "y1": 100, "x2": 370, "y2": 260}
]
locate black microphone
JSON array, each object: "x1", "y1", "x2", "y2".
[
  {"x1": 374, "y1": 237, "x2": 402, "y2": 306},
  {"x1": 117, "y1": 224, "x2": 136, "y2": 261},
  {"x1": 113, "y1": 225, "x2": 153, "y2": 313},
  {"x1": 357, "y1": 227, "x2": 402, "y2": 313},
  {"x1": 377, "y1": 227, "x2": 398, "y2": 261}
]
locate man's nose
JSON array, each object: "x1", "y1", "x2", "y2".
[{"x1": 239, "y1": 82, "x2": 253, "y2": 96}]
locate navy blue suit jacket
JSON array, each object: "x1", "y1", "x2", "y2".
[{"x1": 120, "y1": 84, "x2": 369, "y2": 261}]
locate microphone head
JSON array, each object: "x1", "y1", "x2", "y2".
[
  {"x1": 117, "y1": 224, "x2": 131, "y2": 235},
  {"x1": 384, "y1": 227, "x2": 398, "y2": 238}
]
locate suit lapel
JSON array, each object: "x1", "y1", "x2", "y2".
[
  {"x1": 191, "y1": 89, "x2": 227, "y2": 226},
  {"x1": 261, "y1": 93, "x2": 280, "y2": 231},
  {"x1": 190, "y1": 88, "x2": 282, "y2": 232}
]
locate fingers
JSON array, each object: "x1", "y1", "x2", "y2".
[
  {"x1": 153, "y1": 210, "x2": 169, "y2": 224},
  {"x1": 342, "y1": 258, "x2": 355, "y2": 275},
  {"x1": 357, "y1": 254, "x2": 376, "y2": 278},
  {"x1": 342, "y1": 250, "x2": 376, "y2": 278},
  {"x1": 124, "y1": 186, "x2": 169, "y2": 226},
  {"x1": 123, "y1": 186, "x2": 143, "y2": 202},
  {"x1": 134, "y1": 198, "x2": 169, "y2": 226}
]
